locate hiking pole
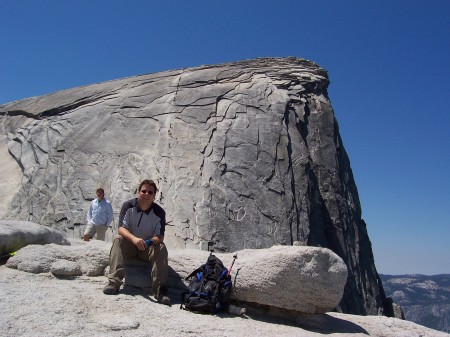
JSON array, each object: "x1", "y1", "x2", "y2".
[
  {"x1": 233, "y1": 267, "x2": 242, "y2": 288},
  {"x1": 228, "y1": 254, "x2": 238, "y2": 275}
]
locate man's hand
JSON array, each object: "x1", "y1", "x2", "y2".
[
  {"x1": 132, "y1": 237, "x2": 147, "y2": 251},
  {"x1": 118, "y1": 227, "x2": 146, "y2": 250},
  {"x1": 118, "y1": 227, "x2": 163, "y2": 251}
]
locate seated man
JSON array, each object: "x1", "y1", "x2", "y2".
[{"x1": 103, "y1": 179, "x2": 170, "y2": 305}]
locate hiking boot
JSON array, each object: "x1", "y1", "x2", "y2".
[
  {"x1": 156, "y1": 285, "x2": 171, "y2": 305},
  {"x1": 157, "y1": 293, "x2": 171, "y2": 305},
  {"x1": 102, "y1": 282, "x2": 120, "y2": 295}
]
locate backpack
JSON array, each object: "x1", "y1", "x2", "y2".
[{"x1": 180, "y1": 253, "x2": 232, "y2": 313}]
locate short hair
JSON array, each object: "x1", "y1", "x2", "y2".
[
  {"x1": 96, "y1": 188, "x2": 105, "y2": 194},
  {"x1": 138, "y1": 179, "x2": 158, "y2": 193}
]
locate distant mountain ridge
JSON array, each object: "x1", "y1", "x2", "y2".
[{"x1": 380, "y1": 274, "x2": 450, "y2": 333}]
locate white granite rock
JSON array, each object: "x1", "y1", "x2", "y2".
[
  {"x1": 170, "y1": 246, "x2": 348, "y2": 314},
  {"x1": 0, "y1": 220, "x2": 70, "y2": 256},
  {"x1": 6, "y1": 240, "x2": 346, "y2": 314},
  {"x1": 5, "y1": 239, "x2": 110, "y2": 276}
]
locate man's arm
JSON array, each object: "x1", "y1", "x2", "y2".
[
  {"x1": 118, "y1": 226, "x2": 147, "y2": 251},
  {"x1": 151, "y1": 234, "x2": 164, "y2": 244},
  {"x1": 118, "y1": 226, "x2": 163, "y2": 248},
  {"x1": 118, "y1": 199, "x2": 135, "y2": 227},
  {"x1": 119, "y1": 206, "x2": 152, "y2": 251},
  {"x1": 152, "y1": 203, "x2": 166, "y2": 243},
  {"x1": 119, "y1": 207, "x2": 164, "y2": 247}
]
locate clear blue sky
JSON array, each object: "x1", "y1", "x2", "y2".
[{"x1": 1, "y1": 0, "x2": 449, "y2": 275}]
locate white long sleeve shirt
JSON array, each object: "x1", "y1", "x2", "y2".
[{"x1": 87, "y1": 198, "x2": 113, "y2": 226}]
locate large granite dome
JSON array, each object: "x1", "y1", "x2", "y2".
[{"x1": 0, "y1": 57, "x2": 386, "y2": 315}]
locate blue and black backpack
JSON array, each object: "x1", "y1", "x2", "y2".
[{"x1": 180, "y1": 253, "x2": 232, "y2": 313}]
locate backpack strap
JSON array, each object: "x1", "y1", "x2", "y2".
[
  {"x1": 185, "y1": 265, "x2": 205, "y2": 280},
  {"x1": 180, "y1": 270, "x2": 207, "y2": 310}
]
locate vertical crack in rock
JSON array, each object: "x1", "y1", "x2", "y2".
[{"x1": 283, "y1": 103, "x2": 299, "y2": 246}]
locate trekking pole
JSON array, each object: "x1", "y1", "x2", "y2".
[
  {"x1": 233, "y1": 267, "x2": 242, "y2": 288},
  {"x1": 228, "y1": 254, "x2": 238, "y2": 275}
]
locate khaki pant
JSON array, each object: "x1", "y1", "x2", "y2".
[
  {"x1": 84, "y1": 223, "x2": 108, "y2": 240},
  {"x1": 107, "y1": 235, "x2": 168, "y2": 295}
]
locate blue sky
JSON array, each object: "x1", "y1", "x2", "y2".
[{"x1": 1, "y1": 0, "x2": 449, "y2": 275}]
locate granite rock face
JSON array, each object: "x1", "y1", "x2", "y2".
[{"x1": 0, "y1": 57, "x2": 384, "y2": 315}]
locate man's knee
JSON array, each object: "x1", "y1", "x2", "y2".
[
  {"x1": 112, "y1": 234, "x2": 123, "y2": 244},
  {"x1": 151, "y1": 243, "x2": 168, "y2": 265},
  {"x1": 110, "y1": 235, "x2": 124, "y2": 256},
  {"x1": 114, "y1": 235, "x2": 140, "y2": 259},
  {"x1": 84, "y1": 223, "x2": 96, "y2": 240}
]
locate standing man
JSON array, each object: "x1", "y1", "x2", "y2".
[
  {"x1": 103, "y1": 179, "x2": 170, "y2": 305},
  {"x1": 84, "y1": 188, "x2": 113, "y2": 241}
]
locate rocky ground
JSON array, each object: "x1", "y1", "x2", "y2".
[{"x1": 1, "y1": 265, "x2": 447, "y2": 337}]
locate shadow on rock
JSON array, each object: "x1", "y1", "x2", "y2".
[
  {"x1": 120, "y1": 285, "x2": 153, "y2": 300},
  {"x1": 120, "y1": 285, "x2": 176, "y2": 308},
  {"x1": 294, "y1": 313, "x2": 370, "y2": 335},
  {"x1": 233, "y1": 303, "x2": 370, "y2": 335}
]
